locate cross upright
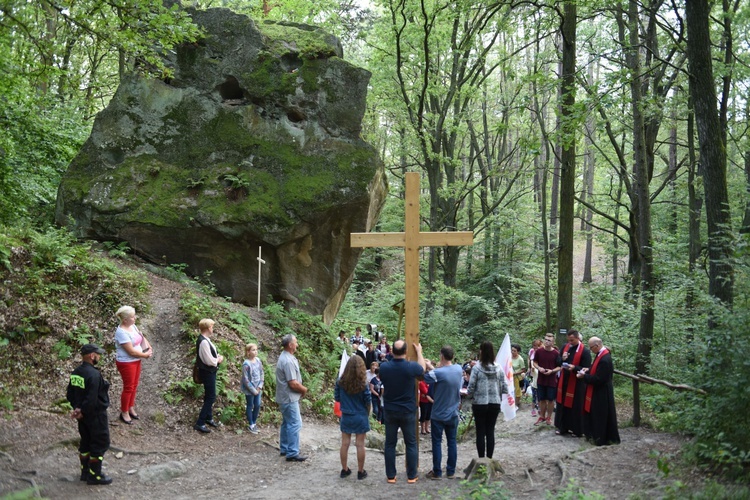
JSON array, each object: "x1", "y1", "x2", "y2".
[{"x1": 350, "y1": 172, "x2": 474, "y2": 360}]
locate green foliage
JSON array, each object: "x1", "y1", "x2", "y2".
[
  {"x1": 662, "y1": 480, "x2": 750, "y2": 500},
  {"x1": 52, "y1": 340, "x2": 73, "y2": 360},
  {"x1": 422, "y1": 480, "x2": 511, "y2": 500},
  {"x1": 164, "y1": 377, "x2": 203, "y2": 405},
  {"x1": 225, "y1": 310, "x2": 254, "y2": 343},
  {"x1": 674, "y1": 300, "x2": 750, "y2": 476},
  {"x1": 546, "y1": 479, "x2": 605, "y2": 500},
  {"x1": 103, "y1": 241, "x2": 131, "y2": 259},
  {"x1": 0, "y1": 487, "x2": 40, "y2": 500},
  {"x1": 0, "y1": 61, "x2": 89, "y2": 225},
  {"x1": 0, "y1": 394, "x2": 13, "y2": 412},
  {"x1": 0, "y1": 225, "x2": 150, "y2": 346}
]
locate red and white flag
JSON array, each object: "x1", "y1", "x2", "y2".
[
  {"x1": 496, "y1": 333, "x2": 517, "y2": 421},
  {"x1": 338, "y1": 349, "x2": 350, "y2": 378}
]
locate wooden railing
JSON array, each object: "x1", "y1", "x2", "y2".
[{"x1": 614, "y1": 369, "x2": 706, "y2": 426}]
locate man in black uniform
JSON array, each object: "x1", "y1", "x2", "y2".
[{"x1": 66, "y1": 343, "x2": 113, "y2": 485}]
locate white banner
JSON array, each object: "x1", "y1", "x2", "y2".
[
  {"x1": 338, "y1": 349, "x2": 350, "y2": 379},
  {"x1": 496, "y1": 333, "x2": 517, "y2": 421}
]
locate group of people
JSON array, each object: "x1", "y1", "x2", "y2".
[
  {"x1": 335, "y1": 337, "x2": 518, "y2": 482},
  {"x1": 518, "y1": 330, "x2": 620, "y2": 447},
  {"x1": 66, "y1": 308, "x2": 618, "y2": 487},
  {"x1": 65, "y1": 306, "x2": 153, "y2": 485}
]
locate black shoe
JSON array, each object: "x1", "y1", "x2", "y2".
[
  {"x1": 119, "y1": 414, "x2": 133, "y2": 425},
  {"x1": 286, "y1": 455, "x2": 307, "y2": 462},
  {"x1": 194, "y1": 424, "x2": 211, "y2": 433},
  {"x1": 205, "y1": 420, "x2": 219, "y2": 428},
  {"x1": 128, "y1": 413, "x2": 140, "y2": 420},
  {"x1": 357, "y1": 470, "x2": 368, "y2": 480},
  {"x1": 340, "y1": 468, "x2": 352, "y2": 478},
  {"x1": 87, "y1": 473, "x2": 113, "y2": 485}
]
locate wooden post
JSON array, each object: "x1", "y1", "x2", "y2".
[{"x1": 632, "y1": 379, "x2": 640, "y2": 427}]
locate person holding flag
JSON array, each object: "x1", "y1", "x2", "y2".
[
  {"x1": 577, "y1": 337, "x2": 620, "y2": 446},
  {"x1": 466, "y1": 340, "x2": 510, "y2": 459},
  {"x1": 555, "y1": 329, "x2": 591, "y2": 437}
]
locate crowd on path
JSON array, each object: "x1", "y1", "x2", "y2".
[{"x1": 65, "y1": 309, "x2": 620, "y2": 488}]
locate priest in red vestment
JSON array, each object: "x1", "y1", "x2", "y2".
[
  {"x1": 577, "y1": 336, "x2": 620, "y2": 446},
  {"x1": 554, "y1": 330, "x2": 591, "y2": 437}
]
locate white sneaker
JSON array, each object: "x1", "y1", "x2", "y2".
[{"x1": 531, "y1": 409, "x2": 538, "y2": 417}]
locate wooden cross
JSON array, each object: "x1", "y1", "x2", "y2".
[
  {"x1": 350, "y1": 172, "x2": 473, "y2": 359},
  {"x1": 256, "y1": 246, "x2": 266, "y2": 310}
]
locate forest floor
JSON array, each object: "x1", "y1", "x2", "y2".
[{"x1": 0, "y1": 253, "x2": 704, "y2": 500}]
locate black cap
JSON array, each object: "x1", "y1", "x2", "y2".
[{"x1": 81, "y1": 344, "x2": 105, "y2": 355}]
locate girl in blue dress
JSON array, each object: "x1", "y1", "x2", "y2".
[{"x1": 334, "y1": 355, "x2": 371, "y2": 480}]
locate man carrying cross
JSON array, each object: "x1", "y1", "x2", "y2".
[
  {"x1": 351, "y1": 172, "x2": 473, "y2": 482},
  {"x1": 378, "y1": 339, "x2": 425, "y2": 484}
]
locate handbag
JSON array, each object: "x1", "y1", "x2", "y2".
[{"x1": 192, "y1": 360, "x2": 202, "y2": 384}]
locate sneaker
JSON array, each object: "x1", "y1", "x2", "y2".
[
  {"x1": 446, "y1": 474, "x2": 455, "y2": 479},
  {"x1": 340, "y1": 468, "x2": 352, "y2": 478},
  {"x1": 249, "y1": 424, "x2": 259, "y2": 434},
  {"x1": 194, "y1": 424, "x2": 211, "y2": 433},
  {"x1": 534, "y1": 417, "x2": 545, "y2": 426},
  {"x1": 426, "y1": 470, "x2": 442, "y2": 480},
  {"x1": 206, "y1": 420, "x2": 220, "y2": 428},
  {"x1": 357, "y1": 470, "x2": 368, "y2": 480},
  {"x1": 531, "y1": 409, "x2": 538, "y2": 417}
]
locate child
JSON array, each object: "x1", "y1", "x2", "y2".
[
  {"x1": 369, "y1": 368, "x2": 383, "y2": 423},
  {"x1": 419, "y1": 362, "x2": 434, "y2": 434},
  {"x1": 241, "y1": 343, "x2": 264, "y2": 434}
]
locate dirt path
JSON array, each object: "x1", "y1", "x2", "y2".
[
  {"x1": 0, "y1": 264, "x2": 692, "y2": 499},
  {"x1": 0, "y1": 404, "x2": 687, "y2": 499}
]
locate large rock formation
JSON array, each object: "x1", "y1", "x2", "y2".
[{"x1": 55, "y1": 8, "x2": 387, "y2": 323}]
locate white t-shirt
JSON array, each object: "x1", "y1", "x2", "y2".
[{"x1": 115, "y1": 325, "x2": 143, "y2": 362}]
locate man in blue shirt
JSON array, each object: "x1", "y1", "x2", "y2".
[
  {"x1": 378, "y1": 339, "x2": 425, "y2": 484},
  {"x1": 424, "y1": 345, "x2": 463, "y2": 479}
]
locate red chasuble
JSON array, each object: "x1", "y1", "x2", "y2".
[
  {"x1": 556, "y1": 342, "x2": 584, "y2": 407},
  {"x1": 584, "y1": 347, "x2": 610, "y2": 413}
]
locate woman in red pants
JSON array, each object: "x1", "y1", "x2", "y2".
[{"x1": 114, "y1": 306, "x2": 152, "y2": 424}]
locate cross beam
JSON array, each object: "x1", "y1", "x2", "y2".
[{"x1": 351, "y1": 172, "x2": 473, "y2": 360}]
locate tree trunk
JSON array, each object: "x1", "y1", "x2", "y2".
[
  {"x1": 628, "y1": 0, "x2": 655, "y2": 375},
  {"x1": 742, "y1": 149, "x2": 750, "y2": 234},
  {"x1": 556, "y1": 0, "x2": 576, "y2": 342},
  {"x1": 582, "y1": 63, "x2": 596, "y2": 284},
  {"x1": 686, "y1": 0, "x2": 734, "y2": 311}
]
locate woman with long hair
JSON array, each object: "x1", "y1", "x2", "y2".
[
  {"x1": 466, "y1": 340, "x2": 508, "y2": 459},
  {"x1": 334, "y1": 355, "x2": 371, "y2": 480}
]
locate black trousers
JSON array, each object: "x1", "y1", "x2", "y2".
[
  {"x1": 78, "y1": 412, "x2": 110, "y2": 457},
  {"x1": 472, "y1": 403, "x2": 501, "y2": 458}
]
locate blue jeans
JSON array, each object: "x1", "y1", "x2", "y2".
[
  {"x1": 431, "y1": 416, "x2": 459, "y2": 477},
  {"x1": 245, "y1": 393, "x2": 261, "y2": 426},
  {"x1": 279, "y1": 401, "x2": 302, "y2": 457},
  {"x1": 384, "y1": 410, "x2": 418, "y2": 480},
  {"x1": 196, "y1": 369, "x2": 216, "y2": 426}
]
